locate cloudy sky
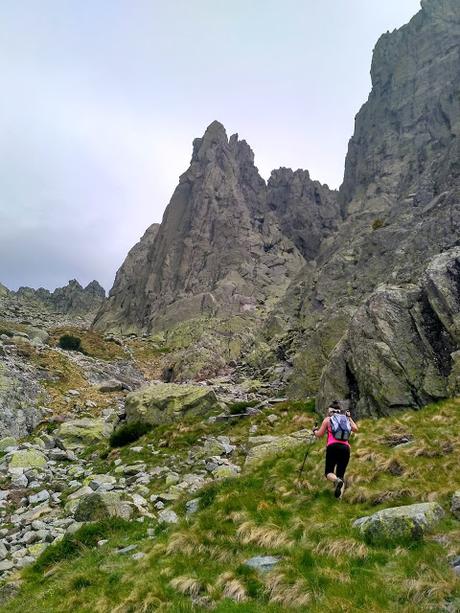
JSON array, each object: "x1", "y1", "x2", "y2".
[{"x1": 0, "y1": 0, "x2": 421, "y2": 292}]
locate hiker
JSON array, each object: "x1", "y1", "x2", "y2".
[{"x1": 313, "y1": 400, "x2": 358, "y2": 498}]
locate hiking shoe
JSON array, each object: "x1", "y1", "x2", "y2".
[{"x1": 334, "y1": 478, "x2": 344, "y2": 499}]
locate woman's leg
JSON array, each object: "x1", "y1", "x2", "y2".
[
  {"x1": 336, "y1": 446, "x2": 350, "y2": 481},
  {"x1": 325, "y1": 445, "x2": 340, "y2": 482}
]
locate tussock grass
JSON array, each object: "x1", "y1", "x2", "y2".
[{"x1": 2, "y1": 399, "x2": 460, "y2": 612}]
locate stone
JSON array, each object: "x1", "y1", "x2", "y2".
[
  {"x1": 116, "y1": 545, "x2": 137, "y2": 555},
  {"x1": 158, "y1": 509, "x2": 179, "y2": 524},
  {"x1": 353, "y1": 502, "x2": 445, "y2": 543},
  {"x1": 56, "y1": 418, "x2": 113, "y2": 449},
  {"x1": 8, "y1": 449, "x2": 46, "y2": 470},
  {"x1": 74, "y1": 492, "x2": 133, "y2": 522},
  {"x1": 124, "y1": 383, "x2": 218, "y2": 426},
  {"x1": 245, "y1": 432, "x2": 309, "y2": 467},
  {"x1": 185, "y1": 498, "x2": 200, "y2": 516},
  {"x1": 98, "y1": 380, "x2": 125, "y2": 393},
  {"x1": 0, "y1": 542, "x2": 7, "y2": 560},
  {"x1": 212, "y1": 465, "x2": 239, "y2": 479},
  {"x1": 451, "y1": 491, "x2": 460, "y2": 520},
  {"x1": 28, "y1": 490, "x2": 50, "y2": 505},
  {"x1": 0, "y1": 437, "x2": 17, "y2": 452},
  {"x1": 132, "y1": 552, "x2": 145, "y2": 560},
  {"x1": 87, "y1": 474, "x2": 117, "y2": 491},
  {"x1": 244, "y1": 556, "x2": 281, "y2": 573},
  {"x1": 0, "y1": 560, "x2": 14, "y2": 572}
]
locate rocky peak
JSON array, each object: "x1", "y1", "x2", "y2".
[
  {"x1": 5, "y1": 279, "x2": 106, "y2": 318},
  {"x1": 267, "y1": 168, "x2": 340, "y2": 260},
  {"x1": 94, "y1": 121, "x2": 309, "y2": 334},
  {"x1": 341, "y1": 0, "x2": 459, "y2": 212}
]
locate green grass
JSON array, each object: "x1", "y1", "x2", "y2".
[{"x1": 2, "y1": 399, "x2": 460, "y2": 612}]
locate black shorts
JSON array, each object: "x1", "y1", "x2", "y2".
[{"x1": 325, "y1": 443, "x2": 350, "y2": 480}]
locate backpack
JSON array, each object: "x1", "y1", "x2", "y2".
[{"x1": 329, "y1": 413, "x2": 352, "y2": 441}]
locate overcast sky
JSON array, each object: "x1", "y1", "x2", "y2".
[{"x1": 0, "y1": 0, "x2": 421, "y2": 292}]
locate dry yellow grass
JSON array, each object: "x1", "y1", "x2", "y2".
[{"x1": 236, "y1": 521, "x2": 292, "y2": 549}]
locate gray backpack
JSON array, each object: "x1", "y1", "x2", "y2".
[{"x1": 330, "y1": 413, "x2": 351, "y2": 441}]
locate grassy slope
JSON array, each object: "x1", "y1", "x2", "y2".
[{"x1": 2, "y1": 400, "x2": 459, "y2": 612}]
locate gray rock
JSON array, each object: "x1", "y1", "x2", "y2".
[
  {"x1": 244, "y1": 555, "x2": 281, "y2": 573},
  {"x1": 158, "y1": 509, "x2": 179, "y2": 524},
  {"x1": 116, "y1": 544, "x2": 137, "y2": 555},
  {"x1": 74, "y1": 492, "x2": 133, "y2": 522},
  {"x1": 319, "y1": 249, "x2": 460, "y2": 416},
  {"x1": 0, "y1": 560, "x2": 14, "y2": 572},
  {"x1": 28, "y1": 490, "x2": 50, "y2": 505},
  {"x1": 185, "y1": 498, "x2": 200, "y2": 516},
  {"x1": 353, "y1": 502, "x2": 445, "y2": 543}
]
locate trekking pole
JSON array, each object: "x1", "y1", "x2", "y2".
[{"x1": 297, "y1": 423, "x2": 318, "y2": 482}]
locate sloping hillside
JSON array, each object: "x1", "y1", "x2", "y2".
[{"x1": 2, "y1": 399, "x2": 459, "y2": 612}]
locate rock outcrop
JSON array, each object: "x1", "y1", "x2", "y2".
[
  {"x1": 94, "y1": 121, "x2": 338, "y2": 335},
  {"x1": 124, "y1": 382, "x2": 218, "y2": 426},
  {"x1": 318, "y1": 248, "x2": 460, "y2": 416},
  {"x1": 282, "y1": 0, "x2": 460, "y2": 399},
  {"x1": 353, "y1": 502, "x2": 445, "y2": 543},
  {"x1": 267, "y1": 168, "x2": 339, "y2": 261}
]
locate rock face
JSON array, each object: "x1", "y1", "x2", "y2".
[
  {"x1": 94, "y1": 121, "x2": 337, "y2": 334},
  {"x1": 353, "y1": 502, "x2": 445, "y2": 543},
  {"x1": 267, "y1": 168, "x2": 339, "y2": 261},
  {"x1": 282, "y1": 0, "x2": 460, "y2": 399},
  {"x1": 319, "y1": 248, "x2": 460, "y2": 416},
  {"x1": 0, "y1": 359, "x2": 45, "y2": 439},
  {"x1": 125, "y1": 382, "x2": 218, "y2": 425}
]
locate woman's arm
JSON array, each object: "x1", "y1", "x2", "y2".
[
  {"x1": 313, "y1": 417, "x2": 329, "y2": 438},
  {"x1": 346, "y1": 411, "x2": 358, "y2": 432}
]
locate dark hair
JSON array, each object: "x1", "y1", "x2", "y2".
[{"x1": 330, "y1": 400, "x2": 341, "y2": 409}]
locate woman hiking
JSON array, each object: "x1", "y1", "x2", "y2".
[{"x1": 313, "y1": 400, "x2": 358, "y2": 499}]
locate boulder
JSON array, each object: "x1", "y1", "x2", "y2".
[
  {"x1": 244, "y1": 556, "x2": 281, "y2": 573},
  {"x1": 56, "y1": 418, "x2": 113, "y2": 449},
  {"x1": 158, "y1": 509, "x2": 179, "y2": 524},
  {"x1": 245, "y1": 431, "x2": 310, "y2": 468},
  {"x1": 0, "y1": 437, "x2": 17, "y2": 452},
  {"x1": 74, "y1": 492, "x2": 133, "y2": 522},
  {"x1": 125, "y1": 382, "x2": 218, "y2": 426},
  {"x1": 353, "y1": 502, "x2": 445, "y2": 543},
  {"x1": 8, "y1": 449, "x2": 46, "y2": 470}
]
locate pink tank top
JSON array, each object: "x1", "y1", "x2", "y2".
[{"x1": 327, "y1": 421, "x2": 350, "y2": 447}]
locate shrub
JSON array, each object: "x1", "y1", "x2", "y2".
[
  {"x1": 31, "y1": 518, "x2": 130, "y2": 573},
  {"x1": 109, "y1": 421, "x2": 153, "y2": 448},
  {"x1": 372, "y1": 218, "x2": 385, "y2": 231},
  {"x1": 228, "y1": 400, "x2": 259, "y2": 415},
  {"x1": 58, "y1": 334, "x2": 82, "y2": 351}
]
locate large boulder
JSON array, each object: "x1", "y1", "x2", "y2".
[
  {"x1": 56, "y1": 418, "x2": 113, "y2": 449},
  {"x1": 8, "y1": 449, "x2": 47, "y2": 470},
  {"x1": 244, "y1": 431, "x2": 310, "y2": 468},
  {"x1": 0, "y1": 360, "x2": 45, "y2": 438},
  {"x1": 125, "y1": 382, "x2": 218, "y2": 426},
  {"x1": 353, "y1": 502, "x2": 445, "y2": 543},
  {"x1": 74, "y1": 492, "x2": 132, "y2": 522}
]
